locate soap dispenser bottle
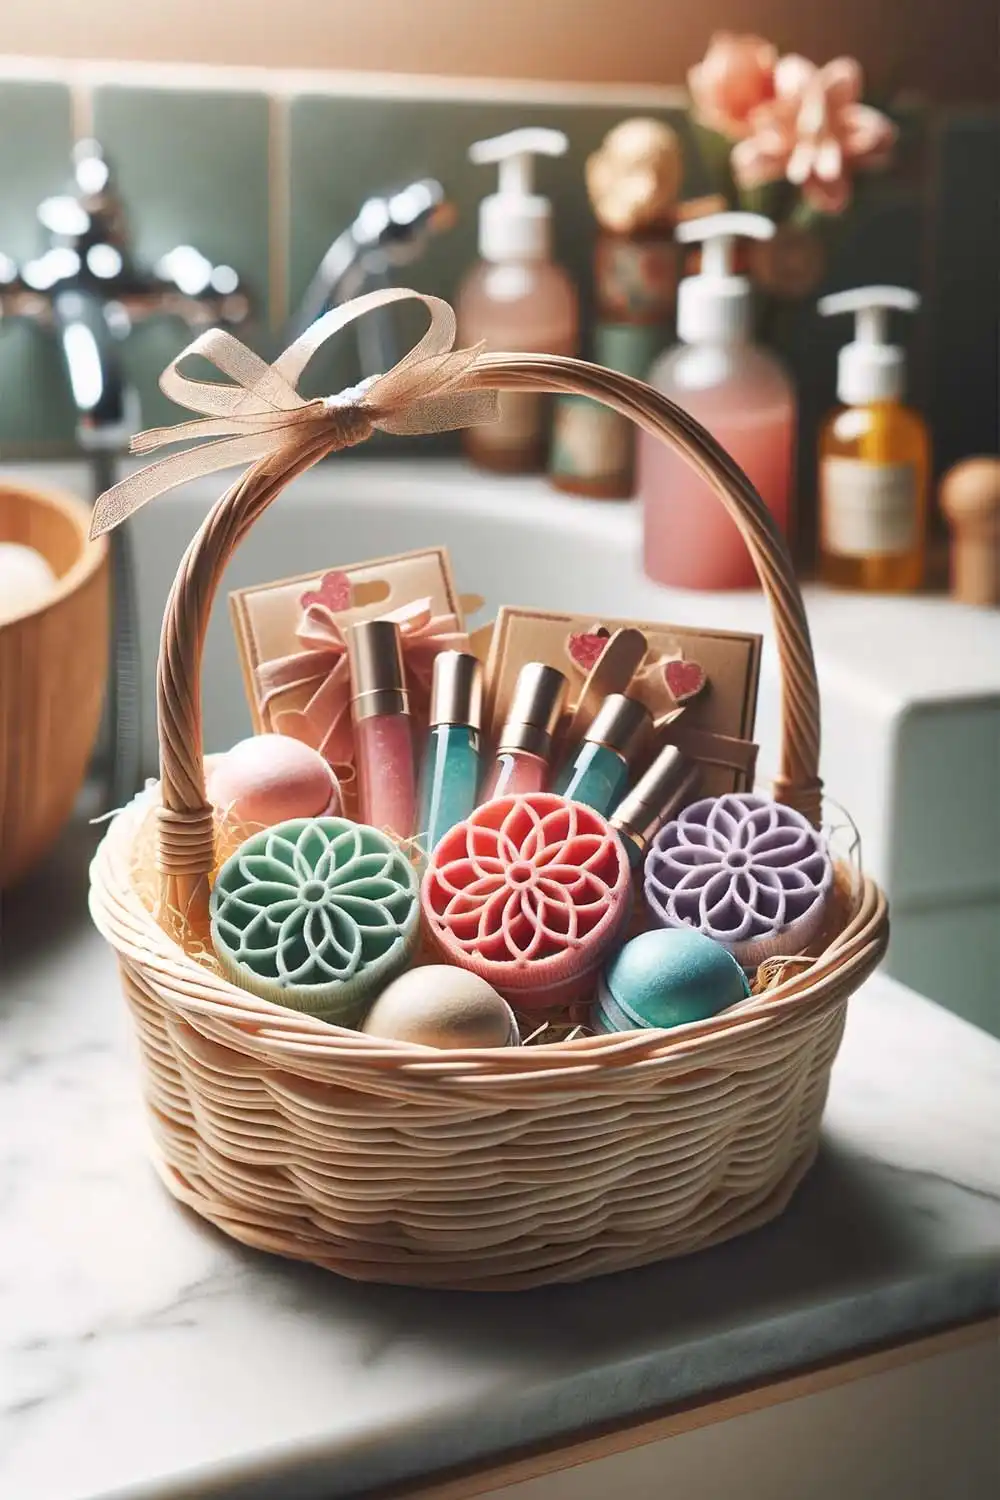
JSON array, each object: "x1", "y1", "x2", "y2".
[
  {"x1": 816, "y1": 287, "x2": 929, "y2": 592},
  {"x1": 458, "y1": 127, "x2": 579, "y2": 472},
  {"x1": 638, "y1": 212, "x2": 795, "y2": 590}
]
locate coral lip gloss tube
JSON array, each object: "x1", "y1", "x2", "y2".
[
  {"x1": 555, "y1": 692, "x2": 650, "y2": 815},
  {"x1": 609, "y1": 742, "x2": 700, "y2": 868},
  {"x1": 348, "y1": 618, "x2": 416, "y2": 839},
  {"x1": 483, "y1": 662, "x2": 567, "y2": 800},
  {"x1": 418, "y1": 650, "x2": 484, "y2": 856}
]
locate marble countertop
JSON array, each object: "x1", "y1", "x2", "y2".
[{"x1": 2, "y1": 822, "x2": 998, "y2": 1500}]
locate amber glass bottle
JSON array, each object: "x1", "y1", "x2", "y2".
[
  {"x1": 818, "y1": 400, "x2": 930, "y2": 591},
  {"x1": 817, "y1": 287, "x2": 929, "y2": 592}
]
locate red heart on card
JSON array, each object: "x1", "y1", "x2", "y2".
[
  {"x1": 567, "y1": 628, "x2": 610, "y2": 674},
  {"x1": 301, "y1": 570, "x2": 352, "y2": 613},
  {"x1": 664, "y1": 658, "x2": 707, "y2": 704}
]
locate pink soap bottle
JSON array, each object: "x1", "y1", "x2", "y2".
[
  {"x1": 458, "y1": 128, "x2": 579, "y2": 473},
  {"x1": 638, "y1": 212, "x2": 795, "y2": 590},
  {"x1": 347, "y1": 619, "x2": 416, "y2": 840}
]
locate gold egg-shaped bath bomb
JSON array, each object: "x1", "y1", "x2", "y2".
[{"x1": 361, "y1": 966, "x2": 521, "y2": 1049}]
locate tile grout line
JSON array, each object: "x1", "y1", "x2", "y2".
[
  {"x1": 267, "y1": 93, "x2": 291, "y2": 334},
  {"x1": 69, "y1": 76, "x2": 93, "y2": 142}
]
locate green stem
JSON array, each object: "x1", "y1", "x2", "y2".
[
  {"x1": 689, "y1": 121, "x2": 738, "y2": 205},
  {"x1": 788, "y1": 198, "x2": 827, "y2": 231}
]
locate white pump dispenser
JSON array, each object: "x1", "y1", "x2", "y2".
[
  {"x1": 458, "y1": 126, "x2": 578, "y2": 472},
  {"x1": 469, "y1": 128, "x2": 568, "y2": 263},
  {"x1": 675, "y1": 212, "x2": 775, "y2": 345},
  {"x1": 818, "y1": 285, "x2": 920, "y2": 405}
]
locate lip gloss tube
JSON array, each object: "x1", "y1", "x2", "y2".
[
  {"x1": 418, "y1": 651, "x2": 484, "y2": 855},
  {"x1": 555, "y1": 693, "x2": 650, "y2": 815},
  {"x1": 483, "y1": 662, "x2": 567, "y2": 800},
  {"x1": 348, "y1": 618, "x2": 416, "y2": 839},
  {"x1": 608, "y1": 743, "x2": 700, "y2": 868}
]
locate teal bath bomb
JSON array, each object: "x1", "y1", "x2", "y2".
[{"x1": 594, "y1": 927, "x2": 750, "y2": 1033}]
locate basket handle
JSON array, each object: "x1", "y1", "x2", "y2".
[{"x1": 154, "y1": 355, "x2": 821, "y2": 933}]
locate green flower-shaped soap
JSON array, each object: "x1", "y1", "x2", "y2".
[{"x1": 210, "y1": 817, "x2": 420, "y2": 1023}]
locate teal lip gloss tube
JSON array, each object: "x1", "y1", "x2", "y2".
[
  {"x1": 608, "y1": 743, "x2": 700, "y2": 869},
  {"x1": 555, "y1": 693, "x2": 650, "y2": 815},
  {"x1": 418, "y1": 651, "x2": 483, "y2": 856}
]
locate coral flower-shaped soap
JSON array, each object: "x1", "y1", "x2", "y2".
[
  {"x1": 211, "y1": 817, "x2": 419, "y2": 1023},
  {"x1": 644, "y1": 793, "x2": 833, "y2": 972},
  {"x1": 422, "y1": 793, "x2": 631, "y2": 1009}
]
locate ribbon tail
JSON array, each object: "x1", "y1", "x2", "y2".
[
  {"x1": 130, "y1": 406, "x2": 322, "y2": 456},
  {"x1": 256, "y1": 648, "x2": 337, "y2": 710},
  {"x1": 374, "y1": 387, "x2": 499, "y2": 437},
  {"x1": 302, "y1": 665, "x2": 354, "y2": 765},
  {"x1": 367, "y1": 343, "x2": 480, "y2": 410},
  {"x1": 90, "y1": 431, "x2": 282, "y2": 537}
]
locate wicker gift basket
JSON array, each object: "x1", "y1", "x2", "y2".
[{"x1": 89, "y1": 289, "x2": 888, "y2": 1291}]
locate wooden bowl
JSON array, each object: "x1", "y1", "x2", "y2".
[{"x1": 0, "y1": 481, "x2": 108, "y2": 888}]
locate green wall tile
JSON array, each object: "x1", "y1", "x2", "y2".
[
  {"x1": 889, "y1": 901, "x2": 1000, "y2": 1038},
  {"x1": 890, "y1": 701, "x2": 1000, "y2": 905},
  {"x1": 926, "y1": 110, "x2": 1000, "y2": 477},
  {"x1": 0, "y1": 81, "x2": 77, "y2": 449},
  {"x1": 92, "y1": 85, "x2": 271, "y2": 432}
]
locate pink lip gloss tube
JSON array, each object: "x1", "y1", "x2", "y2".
[
  {"x1": 483, "y1": 662, "x2": 568, "y2": 800},
  {"x1": 348, "y1": 619, "x2": 416, "y2": 839}
]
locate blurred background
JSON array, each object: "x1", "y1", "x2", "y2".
[{"x1": 2, "y1": 1, "x2": 998, "y2": 95}]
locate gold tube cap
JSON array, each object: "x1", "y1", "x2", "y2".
[
  {"x1": 498, "y1": 662, "x2": 568, "y2": 758},
  {"x1": 348, "y1": 618, "x2": 409, "y2": 721},
  {"x1": 430, "y1": 651, "x2": 483, "y2": 731},
  {"x1": 583, "y1": 693, "x2": 650, "y2": 762},
  {"x1": 610, "y1": 745, "x2": 699, "y2": 854}
]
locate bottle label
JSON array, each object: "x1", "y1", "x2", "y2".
[
  {"x1": 594, "y1": 235, "x2": 678, "y2": 323},
  {"x1": 551, "y1": 398, "x2": 632, "y2": 481},
  {"x1": 474, "y1": 392, "x2": 543, "y2": 451},
  {"x1": 821, "y1": 459, "x2": 918, "y2": 557}
]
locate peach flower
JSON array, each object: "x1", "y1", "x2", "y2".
[
  {"x1": 732, "y1": 56, "x2": 896, "y2": 214},
  {"x1": 687, "y1": 33, "x2": 778, "y2": 141}
]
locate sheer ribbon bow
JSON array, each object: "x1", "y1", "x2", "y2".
[{"x1": 90, "y1": 287, "x2": 498, "y2": 538}]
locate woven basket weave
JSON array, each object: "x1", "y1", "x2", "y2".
[{"x1": 89, "y1": 350, "x2": 888, "y2": 1291}]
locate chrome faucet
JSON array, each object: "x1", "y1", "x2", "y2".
[
  {"x1": 288, "y1": 178, "x2": 454, "y2": 375},
  {"x1": 0, "y1": 139, "x2": 250, "y2": 806}
]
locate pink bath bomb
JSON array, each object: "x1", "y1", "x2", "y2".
[{"x1": 207, "y1": 735, "x2": 341, "y2": 827}]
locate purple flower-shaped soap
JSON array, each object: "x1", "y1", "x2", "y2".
[{"x1": 643, "y1": 793, "x2": 833, "y2": 972}]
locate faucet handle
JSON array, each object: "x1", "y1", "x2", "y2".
[
  {"x1": 0, "y1": 255, "x2": 48, "y2": 323},
  {"x1": 145, "y1": 245, "x2": 250, "y2": 329}
]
